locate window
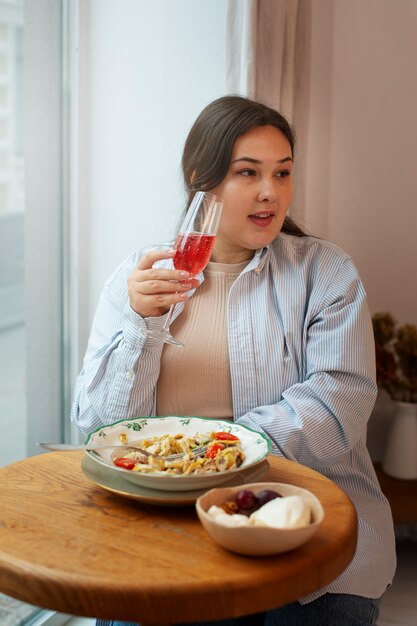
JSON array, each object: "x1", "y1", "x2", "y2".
[
  {"x1": 0, "y1": 0, "x2": 71, "y2": 623},
  {"x1": 0, "y1": 0, "x2": 25, "y2": 463},
  {"x1": 0, "y1": 2, "x2": 227, "y2": 624}
]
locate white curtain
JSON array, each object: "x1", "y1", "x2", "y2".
[{"x1": 226, "y1": 0, "x2": 311, "y2": 221}]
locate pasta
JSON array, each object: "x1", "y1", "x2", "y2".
[{"x1": 113, "y1": 431, "x2": 245, "y2": 475}]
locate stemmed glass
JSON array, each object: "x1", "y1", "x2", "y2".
[{"x1": 150, "y1": 191, "x2": 223, "y2": 347}]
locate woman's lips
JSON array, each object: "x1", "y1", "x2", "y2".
[{"x1": 248, "y1": 212, "x2": 275, "y2": 228}]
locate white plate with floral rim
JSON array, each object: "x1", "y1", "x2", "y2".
[
  {"x1": 85, "y1": 416, "x2": 271, "y2": 492},
  {"x1": 81, "y1": 453, "x2": 270, "y2": 506}
]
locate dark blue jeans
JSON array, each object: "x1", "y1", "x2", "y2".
[{"x1": 95, "y1": 592, "x2": 381, "y2": 626}]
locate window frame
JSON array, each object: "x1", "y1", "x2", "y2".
[
  {"x1": 25, "y1": 0, "x2": 81, "y2": 458},
  {"x1": 18, "y1": 0, "x2": 80, "y2": 623}
]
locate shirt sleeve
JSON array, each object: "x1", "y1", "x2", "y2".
[
  {"x1": 70, "y1": 253, "x2": 167, "y2": 438},
  {"x1": 236, "y1": 257, "x2": 378, "y2": 468}
]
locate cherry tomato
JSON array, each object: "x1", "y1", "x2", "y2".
[
  {"x1": 114, "y1": 457, "x2": 136, "y2": 470},
  {"x1": 205, "y1": 442, "x2": 225, "y2": 458},
  {"x1": 215, "y1": 432, "x2": 240, "y2": 442}
]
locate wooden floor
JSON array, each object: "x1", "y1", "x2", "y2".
[{"x1": 378, "y1": 537, "x2": 417, "y2": 626}]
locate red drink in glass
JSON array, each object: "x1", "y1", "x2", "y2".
[{"x1": 173, "y1": 232, "x2": 216, "y2": 275}]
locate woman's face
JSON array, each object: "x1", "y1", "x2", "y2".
[{"x1": 209, "y1": 125, "x2": 293, "y2": 263}]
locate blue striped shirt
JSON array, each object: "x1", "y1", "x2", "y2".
[{"x1": 71, "y1": 233, "x2": 396, "y2": 602}]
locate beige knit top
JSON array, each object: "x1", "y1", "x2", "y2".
[{"x1": 156, "y1": 260, "x2": 249, "y2": 419}]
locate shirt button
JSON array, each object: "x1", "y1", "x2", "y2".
[{"x1": 125, "y1": 370, "x2": 134, "y2": 380}]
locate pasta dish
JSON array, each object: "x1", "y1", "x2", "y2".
[{"x1": 112, "y1": 431, "x2": 245, "y2": 475}]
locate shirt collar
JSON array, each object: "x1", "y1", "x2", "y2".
[{"x1": 242, "y1": 245, "x2": 270, "y2": 275}]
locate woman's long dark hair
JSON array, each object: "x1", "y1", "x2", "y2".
[{"x1": 181, "y1": 95, "x2": 306, "y2": 237}]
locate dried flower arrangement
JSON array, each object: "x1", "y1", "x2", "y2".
[{"x1": 372, "y1": 312, "x2": 417, "y2": 403}]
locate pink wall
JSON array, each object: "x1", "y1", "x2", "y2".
[{"x1": 306, "y1": 0, "x2": 417, "y2": 325}]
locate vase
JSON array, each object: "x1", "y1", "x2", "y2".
[{"x1": 382, "y1": 401, "x2": 417, "y2": 480}]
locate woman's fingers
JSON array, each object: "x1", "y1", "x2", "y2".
[
  {"x1": 137, "y1": 277, "x2": 194, "y2": 295},
  {"x1": 128, "y1": 248, "x2": 200, "y2": 318},
  {"x1": 137, "y1": 266, "x2": 193, "y2": 285},
  {"x1": 136, "y1": 247, "x2": 192, "y2": 283},
  {"x1": 128, "y1": 277, "x2": 199, "y2": 318},
  {"x1": 136, "y1": 247, "x2": 175, "y2": 270},
  {"x1": 128, "y1": 287, "x2": 195, "y2": 319}
]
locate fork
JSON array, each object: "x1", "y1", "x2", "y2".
[{"x1": 37, "y1": 442, "x2": 207, "y2": 461}]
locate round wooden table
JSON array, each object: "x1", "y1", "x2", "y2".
[{"x1": 0, "y1": 452, "x2": 357, "y2": 624}]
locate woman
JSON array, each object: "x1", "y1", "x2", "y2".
[{"x1": 72, "y1": 96, "x2": 396, "y2": 626}]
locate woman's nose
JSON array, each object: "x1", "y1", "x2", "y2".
[{"x1": 257, "y1": 178, "x2": 277, "y2": 202}]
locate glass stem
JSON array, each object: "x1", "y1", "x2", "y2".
[{"x1": 162, "y1": 304, "x2": 176, "y2": 333}]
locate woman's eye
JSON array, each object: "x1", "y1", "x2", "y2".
[
  {"x1": 276, "y1": 170, "x2": 290, "y2": 178},
  {"x1": 237, "y1": 168, "x2": 256, "y2": 177}
]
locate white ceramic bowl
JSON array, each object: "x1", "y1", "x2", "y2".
[
  {"x1": 85, "y1": 416, "x2": 271, "y2": 492},
  {"x1": 195, "y1": 482, "x2": 324, "y2": 556}
]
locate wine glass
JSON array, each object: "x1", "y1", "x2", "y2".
[{"x1": 149, "y1": 191, "x2": 223, "y2": 347}]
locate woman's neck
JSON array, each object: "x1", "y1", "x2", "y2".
[{"x1": 211, "y1": 243, "x2": 255, "y2": 264}]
